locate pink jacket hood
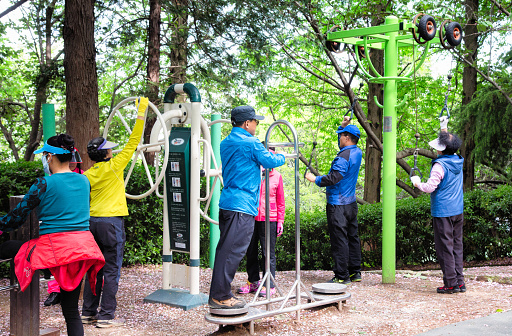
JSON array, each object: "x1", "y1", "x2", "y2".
[{"x1": 255, "y1": 168, "x2": 285, "y2": 222}]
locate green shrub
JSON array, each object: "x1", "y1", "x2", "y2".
[
  {"x1": 1, "y1": 159, "x2": 511, "y2": 276},
  {"x1": 275, "y1": 185, "x2": 512, "y2": 270}
]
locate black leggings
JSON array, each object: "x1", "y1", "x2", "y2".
[
  {"x1": 0, "y1": 240, "x2": 84, "y2": 336},
  {"x1": 61, "y1": 285, "x2": 84, "y2": 336}
]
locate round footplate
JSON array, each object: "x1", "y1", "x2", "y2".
[
  {"x1": 209, "y1": 305, "x2": 249, "y2": 316},
  {"x1": 312, "y1": 282, "x2": 347, "y2": 294}
]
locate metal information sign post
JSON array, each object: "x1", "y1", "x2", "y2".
[{"x1": 167, "y1": 127, "x2": 191, "y2": 253}]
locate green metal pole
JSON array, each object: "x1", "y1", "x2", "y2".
[
  {"x1": 382, "y1": 16, "x2": 398, "y2": 284},
  {"x1": 42, "y1": 103, "x2": 56, "y2": 141},
  {"x1": 209, "y1": 113, "x2": 221, "y2": 268}
]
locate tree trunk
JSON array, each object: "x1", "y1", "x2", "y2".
[
  {"x1": 169, "y1": 0, "x2": 189, "y2": 88},
  {"x1": 144, "y1": 0, "x2": 161, "y2": 164},
  {"x1": 147, "y1": 0, "x2": 161, "y2": 102},
  {"x1": 63, "y1": 0, "x2": 99, "y2": 170},
  {"x1": 364, "y1": 13, "x2": 385, "y2": 203},
  {"x1": 460, "y1": 0, "x2": 479, "y2": 191}
]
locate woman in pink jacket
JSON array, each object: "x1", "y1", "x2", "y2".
[{"x1": 238, "y1": 155, "x2": 285, "y2": 297}]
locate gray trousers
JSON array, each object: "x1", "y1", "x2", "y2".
[
  {"x1": 433, "y1": 214, "x2": 464, "y2": 288},
  {"x1": 82, "y1": 217, "x2": 125, "y2": 320}
]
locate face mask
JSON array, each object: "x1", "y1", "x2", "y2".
[{"x1": 42, "y1": 154, "x2": 52, "y2": 175}]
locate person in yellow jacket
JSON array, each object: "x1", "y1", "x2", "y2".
[{"x1": 81, "y1": 97, "x2": 148, "y2": 328}]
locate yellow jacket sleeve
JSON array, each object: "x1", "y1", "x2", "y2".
[{"x1": 86, "y1": 118, "x2": 144, "y2": 217}]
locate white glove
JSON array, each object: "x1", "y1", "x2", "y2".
[
  {"x1": 410, "y1": 175, "x2": 421, "y2": 187},
  {"x1": 439, "y1": 116, "x2": 449, "y2": 130}
]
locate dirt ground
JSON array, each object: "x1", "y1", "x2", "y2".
[{"x1": 1, "y1": 264, "x2": 512, "y2": 336}]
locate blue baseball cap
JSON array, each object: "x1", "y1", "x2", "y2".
[
  {"x1": 231, "y1": 105, "x2": 264, "y2": 123},
  {"x1": 336, "y1": 124, "x2": 361, "y2": 138},
  {"x1": 34, "y1": 142, "x2": 71, "y2": 154}
]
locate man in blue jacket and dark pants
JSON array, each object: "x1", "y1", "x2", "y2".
[
  {"x1": 411, "y1": 117, "x2": 465, "y2": 294},
  {"x1": 209, "y1": 105, "x2": 286, "y2": 310},
  {"x1": 306, "y1": 117, "x2": 363, "y2": 285}
]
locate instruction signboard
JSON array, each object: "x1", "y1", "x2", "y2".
[{"x1": 166, "y1": 127, "x2": 191, "y2": 253}]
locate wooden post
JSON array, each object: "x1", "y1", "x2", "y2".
[{"x1": 8, "y1": 195, "x2": 59, "y2": 336}]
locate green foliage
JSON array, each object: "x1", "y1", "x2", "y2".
[
  {"x1": 458, "y1": 85, "x2": 512, "y2": 178},
  {"x1": 275, "y1": 207, "x2": 333, "y2": 271},
  {"x1": 1, "y1": 160, "x2": 511, "y2": 278},
  {"x1": 463, "y1": 185, "x2": 512, "y2": 261},
  {"x1": 124, "y1": 168, "x2": 164, "y2": 265},
  {"x1": 0, "y1": 161, "x2": 44, "y2": 214}
]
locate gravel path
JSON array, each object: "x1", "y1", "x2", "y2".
[{"x1": 1, "y1": 265, "x2": 512, "y2": 335}]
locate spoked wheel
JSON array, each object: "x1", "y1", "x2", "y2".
[
  {"x1": 412, "y1": 13, "x2": 437, "y2": 44},
  {"x1": 439, "y1": 20, "x2": 463, "y2": 49},
  {"x1": 103, "y1": 97, "x2": 169, "y2": 200}
]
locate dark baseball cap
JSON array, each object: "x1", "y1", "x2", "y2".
[
  {"x1": 336, "y1": 124, "x2": 361, "y2": 138},
  {"x1": 230, "y1": 105, "x2": 264, "y2": 123}
]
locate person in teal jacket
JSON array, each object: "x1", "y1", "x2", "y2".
[{"x1": 209, "y1": 105, "x2": 285, "y2": 310}]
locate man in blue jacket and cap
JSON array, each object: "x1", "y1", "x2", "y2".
[
  {"x1": 209, "y1": 105, "x2": 286, "y2": 310},
  {"x1": 411, "y1": 117, "x2": 465, "y2": 294},
  {"x1": 306, "y1": 116, "x2": 363, "y2": 285}
]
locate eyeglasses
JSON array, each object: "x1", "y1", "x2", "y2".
[{"x1": 252, "y1": 119, "x2": 259, "y2": 125}]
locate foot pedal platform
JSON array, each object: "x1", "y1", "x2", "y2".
[
  {"x1": 312, "y1": 283, "x2": 348, "y2": 294},
  {"x1": 209, "y1": 305, "x2": 249, "y2": 316}
]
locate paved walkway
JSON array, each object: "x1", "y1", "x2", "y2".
[{"x1": 417, "y1": 310, "x2": 512, "y2": 335}]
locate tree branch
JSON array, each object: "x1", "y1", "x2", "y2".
[
  {"x1": 452, "y1": 49, "x2": 512, "y2": 107},
  {"x1": 474, "y1": 180, "x2": 507, "y2": 184},
  {"x1": 489, "y1": 0, "x2": 510, "y2": 16},
  {"x1": 268, "y1": 105, "x2": 320, "y2": 176},
  {"x1": 0, "y1": 0, "x2": 30, "y2": 19},
  {"x1": 396, "y1": 179, "x2": 421, "y2": 198},
  {"x1": 396, "y1": 148, "x2": 437, "y2": 160},
  {"x1": 109, "y1": 54, "x2": 146, "y2": 112}
]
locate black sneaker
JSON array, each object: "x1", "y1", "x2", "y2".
[
  {"x1": 43, "y1": 292, "x2": 60, "y2": 306},
  {"x1": 327, "y1": 277, "x2": 351, "y2": 285},
  {"x1": 208, "y1": 296, "x2": 246, "y2": 309},
  {"x1": 350, "y1": 272, "x2": 362, "y2": 282},
  {"x1": 437, "y1": 286, "x2": 460, "y2": 294},
  {"x1": 459, "y1": 283, "x2": 466, "y2": 293},
  {"x1": 42, "y1": 269, "x2": 52, "y2": 280}
]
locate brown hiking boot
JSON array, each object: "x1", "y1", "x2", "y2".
[{"x1": 208, "y1": 296, "x2": 246, "y2": 309}]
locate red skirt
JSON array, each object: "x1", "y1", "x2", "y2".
[{"x1": 14, "y1": 231, "x2": 105, "y2": 293}]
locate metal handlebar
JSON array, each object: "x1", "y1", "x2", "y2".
[
  {"x1": 409, "y1": 133, "x2": 423, "y2": 179},
  {"x1": 267, "y1": 142, "x2": 304, "y2": 148},
  {"x1": 438, "y1": 75, "x2": 452, "y2": 119}
]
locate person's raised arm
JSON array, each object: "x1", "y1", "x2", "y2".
[{"x1": 110, "y1": 97, "x2": 148, "y2": 172}]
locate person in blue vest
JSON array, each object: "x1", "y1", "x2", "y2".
[
  {"x1": 411, "y1": 117, "x2": 465, "y2": 294},
  {"x1": 209, "y1": 105, "x2": 286, "y2": 310},
  {"x1": 305, "y1": 117, "x2": 363, "y2": 285}
]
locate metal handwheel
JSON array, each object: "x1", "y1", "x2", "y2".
[{"x1": 102, "y1": 97, "x2": 169, "y2": 200}]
